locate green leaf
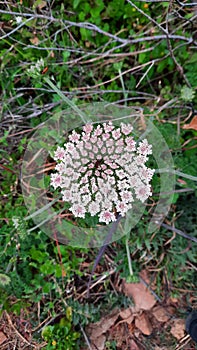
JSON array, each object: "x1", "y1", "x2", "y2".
[
  {"x1": 63, "y1": 51, "x2": 70, "y2": 62},
  {"x1": 30, "y1": 247, "x2": 48, "y2": 263},
  {"x1": 73, "y1": 0, "x2": 81, "y2": 9}
]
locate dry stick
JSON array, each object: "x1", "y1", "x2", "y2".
[
  {"x1": 87, "y1": 214, "x2": 122, "y2": 297},
  {"x1": 175, "y1": 335, "x2": 191, "y2": 350},
  {"x1": 175, "y1": 0, "x2": 197, "y2": 7},
  {"x1": 139, "y1": 276, "x2": 162, "y2": 302},
  {"x1": 161, "y1": 223, "x2": 197, "y2": 243},
  {"x1": 70, "y1": 46, "x2": 154, "y2": 66},
  {"x1": 70, "y1": 57, "x2": 166, "y2": 91},
  {"x1": 5, "y1": 311, "x2": 37, "y2": 348},
  {"x1": 135, "y1": 0, "x2": 195, "y2": 4},
  {"x1": 80, "y1": 325, "x2": 93, "y2": 350},
  {"x1": 127, "y1": 0, "x2": 168, "y2": 36},
  {"x1": 0, "y1": 9, "x2": 195, "y2": 45},
  {"x1": 0, "y1": 16, "x2": 34, "y2": 40},
  {"x1": 165, "y1": 0, "x2": 191, "y2": 87}
]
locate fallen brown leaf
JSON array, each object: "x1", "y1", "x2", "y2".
[
  {"x1": 127, "y1": 322, "x2": 135, "y2": 334},
  {"x1": 108, "y1": 322, "x2": 125, "y2": 348},
  {"x1": 30, "y1": 37, "x2": 40, "y2": 45},
  {"x1": 139, "y1": 269, "x2": 151, "y2": 285},
  {"x1": 135, "y1": 312, "x2": 153, "y2": 335},
  {"x1": 170, "y1": 319, "x2": 185, "y2": 340},
  {"x1": 168, "y1": 296, "x2": 179, "y2": 304},
  {"x1": 182, "y1": 115, "x2": 197, "y2": 131},
  {"x1": 152, "y1": 305, "x2": 170, "y2": 323},
  {"x1": 177, "y1": 179, "x2": 187, "y2": 186},
  {"x1": 0, "y1": 331, "x2": 7, "y2": 345},
  {"x1": 87, "y1": 309, "x2": 119, "y2": 339},
  {"x1": 37, "y1": 1, "x2": 47, "y2": 9},
  {"x1": 123, "y1": 280, "x2": 156, "y2": 311},
  {"x1": 91, "y1": 334, "x2": 106, "y2": 350},
  {"x1": 129, "y1": 339, "x2": 140, "y2": 350},
  {"x1": 119, "y1": 308, "x2": 134, "y2": 324}
]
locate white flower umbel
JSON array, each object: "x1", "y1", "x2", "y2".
[{"x1": 51, "y1": 122, "x2": 155, "y2": 224}]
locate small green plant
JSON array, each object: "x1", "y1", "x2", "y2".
[
  {"x1": 41, "y1": 307, "x2": 80, "y2": 350},
  {"x1": 0, "y1": 273, "x2": 11, "y2": 287},
  {"x1": 180, "y1": 85, "x2": 196, "y2": 102},
  {"x1": 0, "y1": 1, "x2": 197, "y2": 348},
  {"x1": 105, "y1": 340, "x2": 117, "y2": 350}
]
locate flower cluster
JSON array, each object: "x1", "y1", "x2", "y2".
[
  {"x1": 0, "y1": 273, "x2": 11, "y2": 287},
  {"x1": 27, "y1": 58, "x2": 44, "y2": 78},
  {"x1": 51, "y1": 122, "x2": 154, "y2": 224}
]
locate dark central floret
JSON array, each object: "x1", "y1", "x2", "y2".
[{"x1": 94, "y1": 158, "x2": 104, "y2": 169}]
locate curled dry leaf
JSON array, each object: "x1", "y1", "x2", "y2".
[
  {"x1": 170, "y1": 319, "x2": 185, "y2": 340},
  {"x1": 135, "y1": 312, "x2": 153, "y2": 335},
  {"x1": 182, "y1": 115, "x2": 197, "y2": 131},
  {"x1": 123, "y1": 280, "x2": 156, "y2": 311}
]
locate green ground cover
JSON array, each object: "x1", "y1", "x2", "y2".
[{"x1": 0, "y1": 1, "x2": 197, "y2": 349}]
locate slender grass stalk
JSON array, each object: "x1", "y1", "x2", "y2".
[
  {"x1": 154, "y1": 169, "x2": 197, "y2": 182},
  {"x1": 24, "y1": 195, "x2": 61, "y2": 221},
  {"x1": 125, "y1": 234, "x2": 133, "y2": 276},
  {"x1": 118, "y1": 68, "x2": 128, "y2": 105},
  {"x1": 43, "y1": 77, "x2": 88, "y2": 124}
]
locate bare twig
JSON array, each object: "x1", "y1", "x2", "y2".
[
  {"x1": 0, "y1": 9, "x2": 196, "y2": 45},
  {"x1": 139, "y1": 276, "x2": 162, "y2": 302},
  {"x1": 80, "y1": 325, "x2": 93, "y2": 350},
  {"x1": 161, "y1": 223, "x2": 197, "y2": 243},
  {"x1": 0, "y1": 17, "x2": 34, "y2": 40},
  {"x1": 4, "y1": 311, "x2": 37, "y2": 348},
  {"x1": 127, "y1": 0, "x2": 168, "y2": 35}
]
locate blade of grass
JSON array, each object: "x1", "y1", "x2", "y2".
[{"x1": 43, "y1": 77, "x2": 88, "y2": 124}]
